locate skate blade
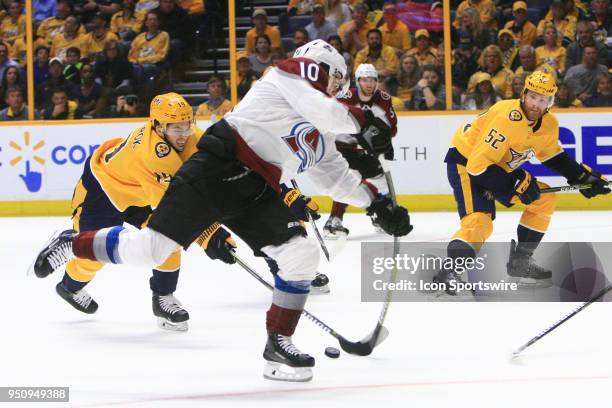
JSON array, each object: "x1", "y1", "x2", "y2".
[
  {"x1": 309, "y1": 284, "x2": 330, "y2": 295},
  {"x1": 514, "y1": 277, "x2": 553, "y2": 289},
  {"x1": 157, "y1": 317, "x2": 188, "y2": 332},
  {"x1": 263, "y1": 362, "x2": 313, "y2": 382},
  {"x1": 323, "y1": 230, "x2": 347, "y2": 241}
]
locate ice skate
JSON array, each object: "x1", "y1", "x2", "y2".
[
  {"x1": 29, "y1": 229, "x2": 76, "y2": 278},
  {"x1": 323, "y1": 216, "x2": 349, "y2": 239},
  {"x1": 152, "y1": 293, "x2": 189, "y2": 331},
  {"x1": 310, "y1": 272, "x2": 330, "y2": 294},
  {"x1": 433, "y1": 268, "x2": 466, "y2": 296},
  {"x1": 263, "y1": 333, "x2": 315, "y2": 382},
  {"x1": 507, "y1": 240, "x2": 552, "y2": 287},
  {"x1": 56, "y1": 282, "x2": 98, "y2": 314}
]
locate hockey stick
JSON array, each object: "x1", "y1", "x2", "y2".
[
  {"x1": 290, "y1": 179, "x2": 331, "y2": 261},
  {"x1": 511, "y1": 284, "x2": 612, "y2": 359},
  {"x1": 540, "y1": 180, "x2": 611, "y2": 194},
  {"x1": 360, "y1": 155, "x2": 401, "y2": 351},
  {"x1": 232, "y1": 252, "x2": 389, "y2": 356}
]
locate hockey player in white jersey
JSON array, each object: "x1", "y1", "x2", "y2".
[{"x1": 32, "y1": 40, "x2": 412, "y2": 382}]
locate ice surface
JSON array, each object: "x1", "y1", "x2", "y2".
[{"x1": 2, "y1": 211, "x2": 612, "y2": 407}]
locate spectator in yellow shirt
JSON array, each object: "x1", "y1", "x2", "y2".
[
  {"x1": 236, "y1": 51, "x2": 259, "y2": 100},
  {"x1": 196, "y1": 76, "x2": 233, "y2": 120},
  {"x1": 353, "y1": 28, "x2": 399, "y2": 78},
  {"x1": 387, "y1": 53, "x2": 421, "y2": 105},
  {"x1": 0, "y1": 1, "x2": 25, "y2": 45},
  {"x1": 454, "y1": 0, "x2": 497, "y2": 30},
  {"x1": 338, "y1": 3, "x2": 373, "y2": 56},
  {"x1": 36, "y1": 0, "x2": 85, "y2": 48},
  {"x1": 287, "y1": 0, "x2": 324, "y2": 16},
  {"x1": 536, "y1": 0, "x2": 577, "y2": 47},
  {"x1": 535, "y1": 25, "x2": 566, "y2": 76},
  {"x1": 379, "y1": 2, "x2": 410, "y2": 57},
  {"x1": 407, "y1": 29, "x2": 438, "y2": 67},
  {"x1": 245, "y1": 9, "x2": 281, "y2": 55},
  {"x1": 477, "y1": 44, "x2": 514, "y2": 99},
  {"x1": 503, "y1": 1, "x2": 537, "y2": 46},
  {"x1": 111, "y1": 0, "x2": 145, "y2": 43},
  {"x1": 497, "y1": 29, "x2": 519, "y2": 70},
  {"x1": 128, "y1": 10, "x2": 169, "y2": 85},
  {"x1": 9, "y1": 36, "x2": 25, "y2": 64},
  {"x1": 84, "y1": 13, "x2": 119, "y2": 60},
  {"x1": 50, "y1": 16, "x2": 89, "y2": 63}
]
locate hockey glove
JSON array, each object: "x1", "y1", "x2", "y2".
[
  {"x1": 569, "y1": 164, "x2": 611, "y2": 199},
  {"x1": 513, "y1": 169, "x2": 540, "y2": 205},
  {"x1": 356, "y1": 110, "x2": 393, "y2": 157},
  {"x1": 197, "y1": 223, "x2": 237, "y2": 264},
  {"x1": 366, "y1": 195, "x2": 413, "y2": 237},
  {"x1": 280, "y1": 184, "x2": 320, "y2": 222}
]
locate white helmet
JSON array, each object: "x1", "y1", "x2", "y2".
[
  {"x1": 293, "y1": 40, "x2": 349, "y2": 95},
  {"x1": 355, "y1": 63, "x2": 378, "y2": 81}
]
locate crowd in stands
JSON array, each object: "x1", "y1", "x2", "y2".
[
  {"x1": 0, "y1": 0, "x2": 610, "y2": 121},
  {"x1": 0, "y1": 0, "x2": 220, "y2": 120},
  {"x1": 450, "y1": 0, "x2": 611, "y2": 109}
]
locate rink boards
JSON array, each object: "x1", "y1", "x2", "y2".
[{"x1": 0, "y1": 110, "x2": 610, "y2": 215}]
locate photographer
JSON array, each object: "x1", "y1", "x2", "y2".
[{"x1": 110, "y1": 93, "x2": 144, "y2": 117}]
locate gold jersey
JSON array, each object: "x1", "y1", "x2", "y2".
[
  {"x1": 89, "y1": 123, "x2": 204, "y2": 211},
  {"x1": 450, "y1": 99, "x2": 562, "y2": 176}
]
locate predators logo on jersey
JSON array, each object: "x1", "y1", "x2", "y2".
[
  {"x1": 506, "y1": 147, "x2": 535, "y2": 170},
  {"x1": 508, "y1": 110, "x2": 522, "y2": 121},
  {"x1": 155, "y1": 142, "x2": 170, "y2": 158},
  {"x1": 138, "y1": 46, "x2": 156, "y2": 58}
]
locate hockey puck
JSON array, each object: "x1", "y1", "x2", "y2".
[{"x1": 324, "y1": 346, "x2": 340, "y2": 358}]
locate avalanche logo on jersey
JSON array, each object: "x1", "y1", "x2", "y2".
[
  {"x1": 282, "y1": 122, "x2": 325, "y2": 172},
  {"x1": 506, "y1": 147, "x2": 535, "y2": 170}
]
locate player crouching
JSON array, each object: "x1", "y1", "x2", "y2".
[
  {"x1": 31, "y1": 93, "x2": 237, "y2": 331},
  {"x1": 440, "y1": 71, "x2": 610, "y2": 292}
]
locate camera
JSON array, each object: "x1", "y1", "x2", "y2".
[{"x1": 125, "y1": 94, "x2": 138, "y2": 106}]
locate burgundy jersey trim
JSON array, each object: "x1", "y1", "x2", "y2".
[
  {"x1": 231, "y1": 129, "x2": 283, "y2": 192},
  {"x1": 277, "y1": 57, "x2": 329, "y2": 95}
]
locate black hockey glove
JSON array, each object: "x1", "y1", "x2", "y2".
[
  {"x1": 197, "y1": 223, "x2": 237, "y2": 264},
  {"x1": 366, "y1": 195, "x2": 413, "y2": 237},
  {"x1": 356, "y1": 110, "x2": 393, "y2": 157},
  {"x1": 569, "y1": 164, "x2": 611, "y2": 199},
  {"x1": 513, "y1": 169, "x2": 540, "y2": 205},
  {"x1": 280, "y1": 184, "x2": 320, "y2": 222}
]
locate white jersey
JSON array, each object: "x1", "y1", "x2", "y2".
[{"x1": 225, "y1": 57, "x2": 375, "y2": 207}]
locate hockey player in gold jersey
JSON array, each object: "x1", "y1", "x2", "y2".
[
  {"x1": 442, "y1": 71, "x2": 610, "y2": 291},
  {"x1": 54, "y1": 93, "x2": 236, "y2": 330}
]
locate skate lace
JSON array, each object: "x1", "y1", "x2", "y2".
[
  {"x1": 277, "y1": 335, "x2": 301, "y2": 356},
  {"x1": 72, "y1": 289, "x2": 92, "y2": 308},
  {"x1": 48, "y1": 241, "x2": 74, "y2": 271},
  {"x1": 159, "y1": 294, "x2": 184, "y2": 315}
]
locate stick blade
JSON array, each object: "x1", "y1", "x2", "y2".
[{"x1": 337, "y1": 326, "x2": 390, "y2": 356}]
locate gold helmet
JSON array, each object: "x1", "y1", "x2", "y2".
[
  {"x1": 523, "y1": 70, "x2": 557, "y2": 97},
  {"x1": 149, "y1": 92, "x2": 193, "y2": 126}
]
